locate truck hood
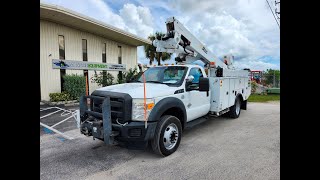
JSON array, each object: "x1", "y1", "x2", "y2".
[{"x1": 96, "y1": 83, "x2": 179, "y2": 99}]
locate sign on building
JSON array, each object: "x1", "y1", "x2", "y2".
[{"x1": 52, "y1": 59, "x2": 126, "y2": 71}]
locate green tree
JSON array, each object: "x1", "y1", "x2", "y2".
[
  {"x1": 144, "y1": 32, "x2": 172, "y2": 66},
  {"x1": 263, "y1": 69, "x2": 280, "y2": 87}
]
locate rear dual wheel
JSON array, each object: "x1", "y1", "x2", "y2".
[{"x1": 229, "y1": 97, "x2": 241, "y2": 118}]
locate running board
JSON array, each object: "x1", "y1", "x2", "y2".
[
  {"x1": 209, "y1": 108, "x2": 230, "y2": 117},
  {"x1": 185, "y1": 116, "x2": 209, "y2": 129}
]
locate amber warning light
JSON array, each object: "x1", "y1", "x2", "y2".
[{"x1": 210, "y1": 62, "x2": 215, "y2": 68}]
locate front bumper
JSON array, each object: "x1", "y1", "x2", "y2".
[
  {"x1": 80, "y1": 120, "x2": 157, "y2": 141},
  {"x1": 112, "y1": 121, "x2": 157, "y2": 141},
  {"x1": 80, "y1": 120, "x2": 157, "y2": 149}
]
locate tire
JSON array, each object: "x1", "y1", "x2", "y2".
[
  {"x1": 229, "y1": 96, "x2": 241, "y2": 118},
  {"x1": 151, "y1": 115, "x2": 182, "y2": 156}
]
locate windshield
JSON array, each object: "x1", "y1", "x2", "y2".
[{"x1": 135, "y1": 66, "x2": 187, "y2": 86}]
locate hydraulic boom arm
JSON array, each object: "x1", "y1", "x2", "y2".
[{"x1": 152, "y1": 17, "x2": 227, "y2": 69}]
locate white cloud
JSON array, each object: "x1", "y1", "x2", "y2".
[
  {"x1": 168, "y1": 0, "x2": 236, "y2": 14},
  {"x1": 87, "y1": 0, "x2": 127, "y2": 29},
  {"x1": 259, "y1": 39, "x2": 280, "y2": 52},
  {"x1": 234, "y1": 60, "x2": 279, "y2": 71},
  {"x1": 176, "y1": 12, "x2": 256, "y2": 59},
  {"x1": 119, "y1": 3, "x2": 154, "y2": 38}
]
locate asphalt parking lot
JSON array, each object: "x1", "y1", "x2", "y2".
[{"x1": 40, "y1": 102, "x2": 280, "y2": 180}]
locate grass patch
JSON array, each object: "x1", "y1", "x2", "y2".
[{"x1": 248, "y1": 94, "x2": 280, "y2": 102}]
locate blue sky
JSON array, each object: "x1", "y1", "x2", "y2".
[{"x1": 41, "y1": 0, "x2": 280, "y2": 71}]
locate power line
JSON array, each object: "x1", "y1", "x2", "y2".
[{"x1": 266, "y1": 0, "x2": 280, "y2": 29}]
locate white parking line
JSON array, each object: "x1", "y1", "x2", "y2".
[{"x1": 40, "y1": 107, "x2": 79, "y2": 140}]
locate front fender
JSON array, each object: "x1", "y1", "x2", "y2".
[{"x1": 148, "y1": 97, "x2": 187, "y2": 124}]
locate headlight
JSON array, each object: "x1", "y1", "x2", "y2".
[{"x1": 132, "y1": 98, "x2": 155, "y2": 121}]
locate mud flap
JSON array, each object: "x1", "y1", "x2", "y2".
[{"x1": 241, "y1": 100, "x2": 247, "y2": 110}]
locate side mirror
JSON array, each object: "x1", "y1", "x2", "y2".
[
  {"x1": 199, "y1": 77, "x2": 209, "y2": 92},
  {"x1": 185, "y1": 75, "x2": 196, "y2": 91},
  {"x1": 186, "y1": 75, "x2": 194, "y2": 83}
]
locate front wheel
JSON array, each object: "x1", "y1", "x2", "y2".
[
  {"x1": 229, "y1": 97, "x2": 241, "y2": 118},
  {"x1": 151, "y1": 115, "x2": 182, "y2": 156}
]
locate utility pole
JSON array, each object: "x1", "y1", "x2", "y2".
[{"x1": 274, "y1": 1, "x2": 280, "y2": 87}]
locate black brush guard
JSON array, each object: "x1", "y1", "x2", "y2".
[
  {"x1": 79, "y1": 91, "x2": 158, "y2": 149},
  {"x1": 79, "y1": 91, "x2": 132, "y2": 145}
]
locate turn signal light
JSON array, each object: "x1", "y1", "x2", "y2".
[{"x1": 147, "y1": 103, "x2": 155, "y2": 110}]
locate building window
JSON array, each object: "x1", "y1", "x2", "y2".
[
  {"x1": 102, "y1": 43, "x2": 106, "y2": 63},
  {"x1": 82, "y1": 39, "x2": 87, "y2": 61},
  {"x1": 82, "y1": 39, "x2": 89, "y2": 94},
  {"x1": 58, "y1": 35, "x2": 66, "y2": 91},
  {"x1": 118, "y1": 45, "x2": 122, "y2": 64},
  {"x1": 102, "y1": 43, "x2": 107, "y2": 79},
  {"x1": 118, "y1": 46, "x2": 122, "y2": 81},
  {"x1": 59, "y1": 35, "x2": 65, "y2": 59}
]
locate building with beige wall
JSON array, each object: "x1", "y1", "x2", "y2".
[{"x1": 40, "y1": 3, "x2": 150, "y2": 101}]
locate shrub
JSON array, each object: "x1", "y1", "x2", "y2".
[
  {"x1": 124, "y1": 67, "x2": 139, "y2": 82},
  {"x1": 63, "y1": 74, "x2": 86, "y2": 100},
  {"x1": 49, "y1": 92, "x2": 73, "y2": 102},
  {"x1": 91, "y1": 68, "x2": 139, "y2": 86},
  {"x1": 116, "y1": 67, "x2": 139, "y2": 84},
  {"x1": 91, "y1": 71, "x2": 114, "y2": 87},
  {"x1": 117, "y1": 72, "x2": 125, "y2": 84}
]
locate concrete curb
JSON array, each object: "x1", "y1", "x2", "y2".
[{"x1": 41, "y1": 100, "x2": 79, "y2": 106}]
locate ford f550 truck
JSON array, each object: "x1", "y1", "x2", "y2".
[{"x1": 79, "y1": 17, "x2": 251, "y2": 156}]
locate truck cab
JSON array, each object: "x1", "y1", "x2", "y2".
[{"x1": 129, "y1": 64, "x2": 211, "y2": 122}]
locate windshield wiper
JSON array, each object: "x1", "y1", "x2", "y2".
[
  {"x1": 146, "y1": 80, "x2": 167, "y2": 84},
  {"x1": 127, "y1": 80, "x2": 141, "y2": 83}
]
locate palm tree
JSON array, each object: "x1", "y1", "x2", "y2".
[{"x1": 144, "y1": 32, "x2": 172, "y2": 66}]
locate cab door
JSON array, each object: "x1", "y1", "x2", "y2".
[{"x1": 185, "y1": 67, "x2": 211, "y2": 122}]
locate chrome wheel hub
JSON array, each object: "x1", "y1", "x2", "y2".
[{"x1": 163, "y1": 123, "x2": 179, "y2": 150}]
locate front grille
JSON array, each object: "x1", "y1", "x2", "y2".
[
  {"x1": 89, "y1": 91, "x2": 132, "y2": 124},
  {"x1": 91, "y1": 97, "x2": 125, "y2": 123}
]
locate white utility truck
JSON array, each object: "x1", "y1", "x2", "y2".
[{"x1": 79, "y1": 17, "x2": 251, "y2": 156}]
